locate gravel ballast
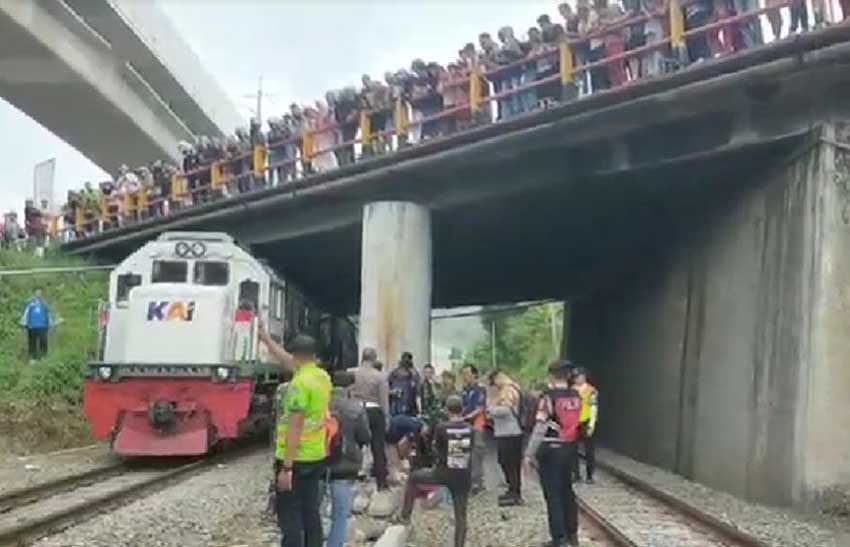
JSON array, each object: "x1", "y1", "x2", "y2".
[
  {"x1": 0, "y1": 444, "x2": 117, "y2": 496},
  {"x1": 32, "y1": 450, "x2": 277, "y2": 547},
  {"x1": 596, "y1": 448, "x2": 850, "y2": 547}
]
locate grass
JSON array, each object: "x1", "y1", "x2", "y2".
[{"x1": 0, "y1": 249, "x2": 109, "y2": 454}]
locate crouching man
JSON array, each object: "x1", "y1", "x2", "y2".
[{"x1": 396, "y1": 395, "x2": 472, "y2": 547}]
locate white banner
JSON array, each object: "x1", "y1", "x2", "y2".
[{"x1": 32, "y1": 158, "x2": 56, "y2": 213}]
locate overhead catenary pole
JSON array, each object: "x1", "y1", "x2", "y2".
[{"x1": 256, "y1": 76, "x2": 263, "y2": 126}]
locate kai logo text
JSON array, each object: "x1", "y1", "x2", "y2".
[{"x1": 147, "y1": 301, "x2": 196, "y2": 321}]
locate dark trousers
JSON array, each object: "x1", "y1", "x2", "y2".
[
  {"x1": 27, "y1": 328, "x2": 48, "y2": 359},
  {"x1": 537, "y1": 442, "x2": 578, "y2": 544},
  {"x1": 276, "y1": 462, "x2": 324, "y2": 547},
  {"x1": 574, "y1": 422, "x2": 595, "y2": 480},
  {"x1": 686, "y1": 11, "x2": 713, "y2": 62},
  {"x1": 365, "y1": 406, "x2": 388, "y2": 489},
  {"x1": 789, "y1": 0, "x2": 809, "y2": 32},
  {"x1": 496, "y1": 435, "x2": 523, "y2": 497},
  {"x1": 402, "y1": 468, "x2": 470, "y2": 547}
]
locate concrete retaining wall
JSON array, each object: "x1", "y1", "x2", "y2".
[{"x1": 569, "y1": 123, "x2": 850, "y2": 508}]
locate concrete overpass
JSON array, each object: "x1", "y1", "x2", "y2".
[
  {"x1": 68, "y1": 26, "x2": 850, "y2": 510},
  {"x1": 0, "y1": 0, "x2": 243, "y2": 173}
]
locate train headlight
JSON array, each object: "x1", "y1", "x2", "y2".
[
  {"x1": 97, "y1": 366, "x2": 113, "y2": 380},
  {"x1": 215, "y1": 367, "x2": 231, "y2": 381}
]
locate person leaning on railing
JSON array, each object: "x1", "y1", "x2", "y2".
[{"x1": 332, "y1": 87, "x2": 360, "y2": 167}]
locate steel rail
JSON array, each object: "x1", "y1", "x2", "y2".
[
  {"x1": 0, "y1": 461, "x2": 126, "y2": 514},
  {"x1": 593, "y1": 459, "x2": 772, "y2": 547}
]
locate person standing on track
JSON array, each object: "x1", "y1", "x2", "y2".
[
  {"x1": 572, "y1": 367, "x2": 598, "y2": 484},
  {"x1": 461, "y1": 364, "x2": 487, "y2": 494},
  {"x1": 525, "y1": 361, "x2": 582, "y2": 547},
  {"x1": 487, "y1": 369, "x2": 524, "y2": 506},
  {"x1": 397, "y1": 395, "x2": 473, "y2": 547},
  {"x1": 350, "y1": 347, "x2": 391, "y2": 491},
  {"x1": 326, "y1": 371, "x2": 371, "y2": 547},
  {"x1": 259, "y1": 327, "x2": 332, "y2": 547}
]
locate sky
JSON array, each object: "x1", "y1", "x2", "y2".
[{"x1": 0, "y1": 0, "x2": 556, "y2": 218}]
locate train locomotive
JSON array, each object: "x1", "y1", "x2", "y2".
[{"x1": 82, "y1": 231, "x2": 356, "y2": 456}]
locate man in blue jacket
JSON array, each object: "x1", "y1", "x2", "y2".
[{"x1": 21, "y1": 290, "x2": 50, "y2": 359}]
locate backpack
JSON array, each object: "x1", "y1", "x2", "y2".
[
  {"x1": 514, "y1": 387, "x2": 539, "y2": 434},
  {"x1": 324, "y1": 411, "x2": 343, "y2": 464}
]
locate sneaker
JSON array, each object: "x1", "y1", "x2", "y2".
[
  {"x1": 566, "y1": 534, "x2": 579, "y2": 546},
  {"x1": 585, "y1": 477, "x2": 594, "y2": 485},
  {"x1": 497, "y1": 491, "x2": 513, "y2": 501}
]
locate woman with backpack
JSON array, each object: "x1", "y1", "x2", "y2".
[{"x1": 487, "y1": 369, "x2": 525, "y2": 506}]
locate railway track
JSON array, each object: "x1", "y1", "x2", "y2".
[
  {"x1": 575, "y1": 464, "x2": 770, "y2": 547},
  {"x1": 0, "y1": 447, "x2": 258, "y2": 547}
]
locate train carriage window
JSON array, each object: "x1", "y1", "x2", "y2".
[
  {"x1": 238, "y1": 280, "x2": 260, "y2": 313},
  {"x1": 152, "y1": 260, "x2": 187, "y2": 283},
  {"x1": 194, "y1": 261, "x2": 229, "y2": 286},
  {"x1": 116, "y1": 273, "x2": 142, "y2": 304},
  {"x1": 277, "y1": 288, "x2": 285, "y2": 320}
]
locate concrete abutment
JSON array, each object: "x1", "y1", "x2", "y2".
[{"x1": 568, "y1": 122, "x2": 850, "y2": 509}]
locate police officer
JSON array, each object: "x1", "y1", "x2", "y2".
[
  {"x1": 525, "y1": 361, "x2": 581, "y2": 547},
  {"x1": 571, "y1": 367, "x2": 598, "y2": 483}
]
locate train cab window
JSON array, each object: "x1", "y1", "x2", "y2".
[
  {"x1": 116, "y1": 273, "x2": 142, "y2": 304},
  {"x1": 194, "y1": 261, "x2": 229, "y2": 286},
  {"x1": 152, "y1": 260, "x2": 187, "y2": 283},
  {"x1": 238, "y1": 280, "x2": 260, "y2": 312}
]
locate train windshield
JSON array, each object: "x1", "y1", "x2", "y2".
[
  {"x1": 115, "y1": 273, "x2": 142, "y2": 303},
  {"x1": 152, "y1": 260, "x2": 188, "y2": 283},
  {"x1": 194, "y1": 261, "x2": 229, "y2": 286}
]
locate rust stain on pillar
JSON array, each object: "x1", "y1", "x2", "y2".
[{"x1": 359, "y1": 201, "x2": 432, "y2": 367}]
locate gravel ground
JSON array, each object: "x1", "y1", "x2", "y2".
[
  {"x1": 29, "y1": 450, "x2": 401, "y2": 547},
  {"x1": 596, "y1": 448, "x2": 850, "y2": 547},
  {"x1": 407, "y1": 476, "x2": 613, "y2": 547},
  {"x1": 32, "y1": 450, "x2": 277, "y2": 547},
  {"x1": 0, "y1": 444, "x2": 117, "y2": 495}
]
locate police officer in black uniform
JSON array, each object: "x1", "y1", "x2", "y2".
[{"x1": 525, "y1": 361, "x2": 582, "y2": 547}]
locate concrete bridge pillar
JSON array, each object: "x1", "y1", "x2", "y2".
[{"x1": 358, "y1": 201, "x2": 432, "y2": 368}]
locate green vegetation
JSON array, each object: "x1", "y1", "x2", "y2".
[
  {"x1": 468, "y1": 301, "x2": 565, "y2": 385},
  {"x1": 0, "y1": 249, "x2": 108, "y2": 454}
]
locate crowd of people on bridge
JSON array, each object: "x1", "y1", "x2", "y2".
[
  {"x1": 52, "y1": 0, "x2": 849, "y2": 242},
  {"x1": 258, "y1": 320, "x2": 599, "y2": 547}
]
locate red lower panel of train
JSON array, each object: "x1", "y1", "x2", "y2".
[{"x1": 83, "y1": 378, "x2": 254, "y2": 456}]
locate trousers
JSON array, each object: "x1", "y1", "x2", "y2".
[
  {"x1": 27, "y1": 328, "x2": 48, "y2": 359},
  {"x1": 574, "y1": 421, "x2": 595, "y2": 480},
  {"x1": 276, "y1": 462, "x2": 324, "y2": 547},
  {"x1": 365, "y1": 407, "x2": 388, "y2": 489},
  {"x1": 537, "y1": 442, "x2": 578, "y2": 544},
  {"x1": 401, "y1": 468, "x2": 470, "y2": 547},
  {"x1": 496, "y1": 435, "x2": 524, "y2": 496},
  {"x1": 325, "y1": 479, "x2": 354, "y2": 547}
]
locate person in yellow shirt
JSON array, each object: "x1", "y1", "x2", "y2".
[
  {"x1": 571, "y1": 367, "x2": 597, "y2": 484},
  {"x1": 259, "y1": 326, "x2": 332, "y2": 547}
]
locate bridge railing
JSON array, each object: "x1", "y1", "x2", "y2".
[{"x1": 59, "y1": 2, "x2": 847, "y2": 242}]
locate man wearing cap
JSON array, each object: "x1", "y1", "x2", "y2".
[
  {"x1": 349, "y1": 347, "x2": 391, "y2": 490},
  {"x1": 259, "y1": 327, "x2": 332, "y2": 547}
]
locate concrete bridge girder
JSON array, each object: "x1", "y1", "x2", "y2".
[{"x1": 0, "y1": 0, "x2": 208, "y2": 172}]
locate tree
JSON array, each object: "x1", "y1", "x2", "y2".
[{"x1": 468, "y1": 302, "x2": 564, "y2": 384}]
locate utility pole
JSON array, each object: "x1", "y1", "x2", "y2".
[
  {"x1": 490, "y1": 320, "x2": 497, "y2": 369},
  {"x1": 256, "y1": 76, "x2": 263, "y2": 125},
  {"x1": 241, "y1": 76, "x2": 275, "y2": 126}
]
